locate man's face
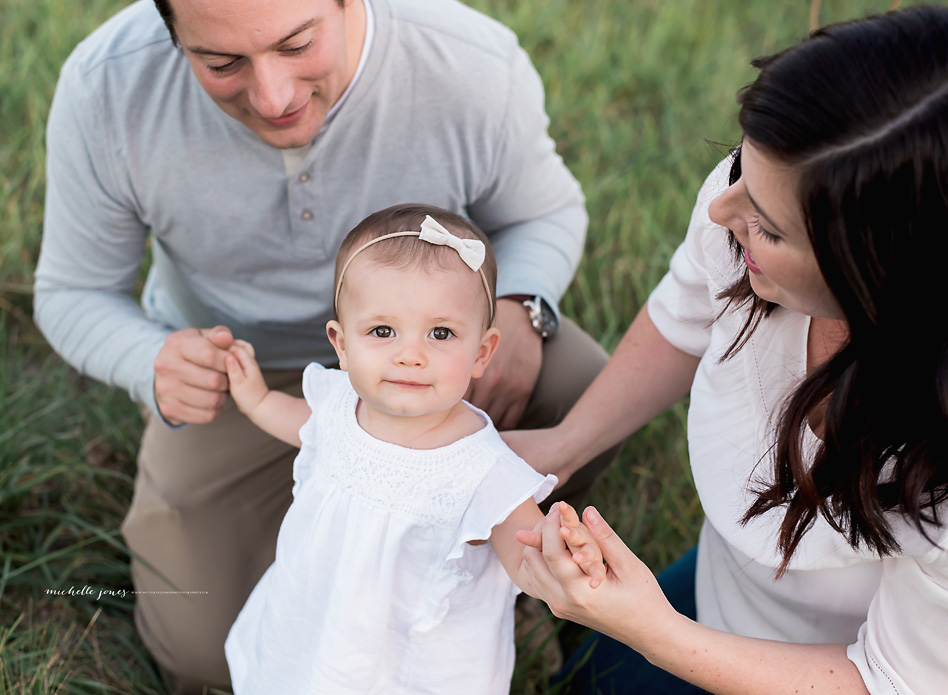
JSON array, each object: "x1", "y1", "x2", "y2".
[{"x1": 171, "y1": 0, "x2": 363, "y2": 149}]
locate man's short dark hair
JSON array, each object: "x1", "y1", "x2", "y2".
[{"x1": 153, "y1": 0, "x2": 347, "y2": 46}]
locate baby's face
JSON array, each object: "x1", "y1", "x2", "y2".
[{"x1": 328, "y1": 254, "x2": 496, "y2": 423}]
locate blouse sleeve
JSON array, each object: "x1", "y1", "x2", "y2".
[
  {"x1": 647, "y1": 158, "x2": 735, "y2": 358},
  {"x1": 846, "y1": 527, "x2": 948, "y2": 694}
]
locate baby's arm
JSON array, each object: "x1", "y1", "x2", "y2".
[
  {"x1": 556, "y1": 501, "x2": 606, "y2": 589},
  {"x1": 225, "y1": 341, "x2": 310, "y2": 448},
  {"x1": 491, "y1": 499, "x2": 606, "y2": 597},
  {"x1": 490, "y1": 499, "x2": 545, "y2": 598}
]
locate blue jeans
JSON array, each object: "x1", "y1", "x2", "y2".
[{"x1": 552, "y1": 546, "x2": 708, "y2": 694}]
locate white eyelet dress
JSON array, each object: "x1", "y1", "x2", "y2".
[{"x1": 225, "y1": 364, "x2": 556, "y2": 694}]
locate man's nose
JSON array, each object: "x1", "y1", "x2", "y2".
[{"x1": 247, "y1": 57, "x2": 296, "y2": 119}]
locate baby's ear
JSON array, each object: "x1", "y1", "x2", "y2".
[
  {"x1": 471, "y1": 327, "x2": 501, "y2": 378},
  {"x1": 326, "y1": 320, "x2": 348, "y2": 372}
]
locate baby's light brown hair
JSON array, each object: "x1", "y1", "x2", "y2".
[{"x1": 333, "y1": 204, "x2": 498, "y2": 328}]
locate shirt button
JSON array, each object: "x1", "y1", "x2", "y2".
[
  {"x1": 301, "y1": 209, "x2": 314, "y2": 221},
  {"x1": 298, "y1": 172, "x2": 310, "y2": 183}
]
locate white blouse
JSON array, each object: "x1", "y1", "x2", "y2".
[{"x1": 647, "y1": 159, "x2": 948, "y2": 695}]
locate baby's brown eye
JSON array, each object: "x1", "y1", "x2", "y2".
[
  {"x1": 371, "y1": 326, "x2": 393, "y2": 338},
  {"x1": 430, "y1": 327, "x2": 453, "y2": 341}
]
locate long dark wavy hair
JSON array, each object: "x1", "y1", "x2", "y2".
[{"x1": 724, "y1": 6, "x2": 948, "y2": 574}]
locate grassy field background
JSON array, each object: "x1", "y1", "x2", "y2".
[{"x1": 0, "y1": 0, "x2": 922, "y2": 692}]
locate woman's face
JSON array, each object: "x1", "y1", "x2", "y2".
[{"x1": 708, "y1": 140, "x2": 843, "y2": 320}]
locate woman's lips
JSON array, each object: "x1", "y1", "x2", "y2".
[{"x1": 743, "y1": 247, "x2": 762, "y2": 275}]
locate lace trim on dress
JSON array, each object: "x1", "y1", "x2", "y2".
[{"x1": 319, "y1": 385, "x2": 497, "y2": 529}]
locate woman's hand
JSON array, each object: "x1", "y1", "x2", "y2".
[
  {"x1": 521, "y1": 506, "x2": 873, "y2": 695},
  {"x1": 519, "y1": 505, "x2": 679, "y2": 651}
]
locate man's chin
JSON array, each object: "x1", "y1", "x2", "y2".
[
  {"x1": 257, "y1": 129, "x2": 320, "y2": 150},
  {"x1": 245, "y1": 117, "x2": 322, "y2": 150}
]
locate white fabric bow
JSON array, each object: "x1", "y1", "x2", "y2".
[{"x1": 418, "y1": 215, "x2": 486, "y2": 271}]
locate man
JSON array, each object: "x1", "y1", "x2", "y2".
[{"x1": 36, "y1": 0, "x2": 614, "y2": 691}]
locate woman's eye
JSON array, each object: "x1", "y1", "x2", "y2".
[
  {"x1": 750, "y1": 214, "x2": 781, "y2": 244},
  {"x1": 429, "y1": 327, "x2": 453, "y2": 341},
  {"x1": 371, "y1": 326, "x2": 393, "y2": 338}
]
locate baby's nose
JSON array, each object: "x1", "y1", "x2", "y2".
[{"x1": 395, "y1": 338, "x2": 426, "y2": 367}]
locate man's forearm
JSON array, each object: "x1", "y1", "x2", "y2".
[
  {"x1": 489, "y1": 204, "x2": 587, "y2": 306},
  {"x1": 34, "y1": 288, "x2": 170, "y2": 415}
]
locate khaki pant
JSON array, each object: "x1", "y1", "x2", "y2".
[{"x1": 121, "y1": 318, "x2": 619, "y2": 694}]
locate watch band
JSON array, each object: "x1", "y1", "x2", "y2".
[{"x1": 499, "y1": 294, "x2": 559, "y2": 340}]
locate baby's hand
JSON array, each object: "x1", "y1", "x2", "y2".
[
  {"x1": 557, "y1": 501, "x2": 606, "y2": 589},
  {"x1": 225, "y1": 341, "x2": 268, "y2": 416}
]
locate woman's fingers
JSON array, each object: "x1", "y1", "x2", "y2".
[{"x1": 581, "y1": 506, "x2": 629, "y2": 574}]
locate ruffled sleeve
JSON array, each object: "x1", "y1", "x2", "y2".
[
  {"x1": 446, "y1": 440, "x2": 556, "y2": 568},
  {"x1": 293, "y1": 363, "x2": 349, "y2": 495},
  {"x1": 411, "y1": 430, "x2": 556, "y2": 635},
  {"x1": 647, "y1": 158, "x2": 735, "y2": 358}
]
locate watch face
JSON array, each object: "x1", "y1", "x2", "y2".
[{"x1": 526, "y1": 296, "x2": 558, "y2": 338}]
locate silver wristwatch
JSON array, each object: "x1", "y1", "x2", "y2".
[{"x1": 503, "y1": 294, "x2": 559, "y2": 340}]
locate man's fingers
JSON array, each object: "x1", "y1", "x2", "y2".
[
  {"x1": 156, "y1": 384, "x2": 227, "y2": 424},
  {"x1": 168, "y1": 358, "x2": 230, "y2": 393},
  {"x1": 466, "y1": 375, "x2": 497, "y2": 415},
  {"x1": 172, "y1": 381, "x2": 229, "y2": 411},
  {"x1": 164, "y1": 399, "x2": 224, "y2": 425},
  {"x1": 181, "y1": 326, "x2": 232, "y2": 372},
  {"x1": 467, "y1": 361, "x2": 530, "y2": 430},
  {"x1": 154, "y1": 327, "x2": 236, "y2": 424},
  {"x1": 202, "y1": 325, "x2": 234, "y2": 349},
  {"x1": 494, "y1": 396, "x2": 527, "y2": 432}
]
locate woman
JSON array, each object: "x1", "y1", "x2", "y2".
[{"x1": 510, "y1": 6, "x2": 948, "y2": 694}]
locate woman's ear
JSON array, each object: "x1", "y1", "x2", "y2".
[
  {"x1": 326, "y1": 320, "x2": 348, "y2": 372},
  {"x1": 471, "y1": 327, "x2": 501, "y2": 379}
]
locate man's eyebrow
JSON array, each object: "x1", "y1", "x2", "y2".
[
  {"x1": 186, "y1": 19, "x2": 315, "y2": 57},
  {"x1": 746, "y1": 189, "x2": 788, "y2": 236}
]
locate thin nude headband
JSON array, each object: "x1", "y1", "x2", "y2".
[{"x1": 333, "y1": 215, "x2": 494, "y2": 322}]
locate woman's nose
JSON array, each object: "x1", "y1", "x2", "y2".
[{"x1": 708, "y1": 181, "x2": 748, "y2": 243}]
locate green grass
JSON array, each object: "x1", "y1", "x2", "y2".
[{"x1": 0, "y1": 0, "x2": 921, "y2": 692}]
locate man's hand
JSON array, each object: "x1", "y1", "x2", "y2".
[
  {"x1": 153, "y1": 326, "x2": 234, "y2": 425},
  {"x1": 501, "y1": 427, "x2": 578, "y2": 487},
  {"x1": 465, "y1": 298, "x2": 542, "y2": 430}
]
